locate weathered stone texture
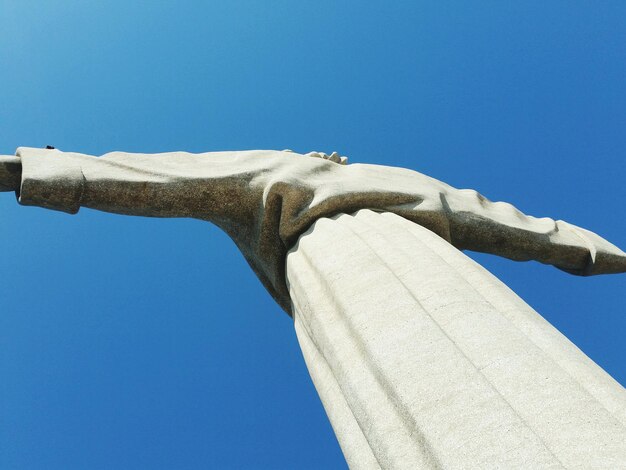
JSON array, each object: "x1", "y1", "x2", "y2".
[{"x1": 288, "y1": 210, "x2": 626, "y2": 469}]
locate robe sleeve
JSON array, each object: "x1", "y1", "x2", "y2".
[
  {"x1": 16, "y1": 146, "x2": 282, "y2": 220},
  {"x1": 440, "y1": 187, "x2": 626, "y2": 276}
]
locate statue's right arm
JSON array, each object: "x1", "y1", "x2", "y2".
[{"x1": 440, "y1": 186, "x2": 626, "y2": 276}]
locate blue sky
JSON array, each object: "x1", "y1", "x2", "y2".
[{"x1": 1, "y1": 2, "x2": 625, "y2": 468}]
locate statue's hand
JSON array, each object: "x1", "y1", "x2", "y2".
[
  {"x1": 555, "y1": 220, "x2": 626, "y2": 276},
  {"x1": 0, "y1": 156, "x2": 22, "y2": 192}
]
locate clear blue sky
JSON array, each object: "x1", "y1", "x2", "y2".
[{"x1": 1, "y1": 2, "x2": 625, "y2": 468}]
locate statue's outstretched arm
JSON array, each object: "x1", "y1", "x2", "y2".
[
  {"x1": 439, "y1": 186, "x2": 626, "y2": 276},
  {"x1": 331, "y1": 163, "x2": 626, "y2": 277}
]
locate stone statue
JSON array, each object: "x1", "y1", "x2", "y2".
[{"x1": 1, "y1": 147, "x2": 625, "y2": 469}]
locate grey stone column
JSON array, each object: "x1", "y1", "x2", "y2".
[{"x1": 286, "y1": 210, "x2": 626, "y2": 469}]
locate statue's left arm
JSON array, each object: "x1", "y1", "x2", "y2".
[{"x1": 12, "y1": 147, "x2": 280, "y2": 220}]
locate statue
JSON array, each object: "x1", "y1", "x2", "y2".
[{"x1": 1, "y1": 147, "x2": 625, "y2": 468}]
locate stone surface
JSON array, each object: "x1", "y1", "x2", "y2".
[
  {"x1": 4, "y1": 147, "x2": 626, "y2": 315},
  {"x1": 1, "y1": 148, "x2": 625, "y2": 468},
  {"x1": 288, "y1": 210, "x2": 626, "y2": 469}
]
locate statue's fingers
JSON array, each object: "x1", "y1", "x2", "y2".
[
  {"x1": 303, "y1": 151, "x2": 348, "y2": 165},
  {"x1": 327, "y1": 152, "x2": 341, "y2": 163}
]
